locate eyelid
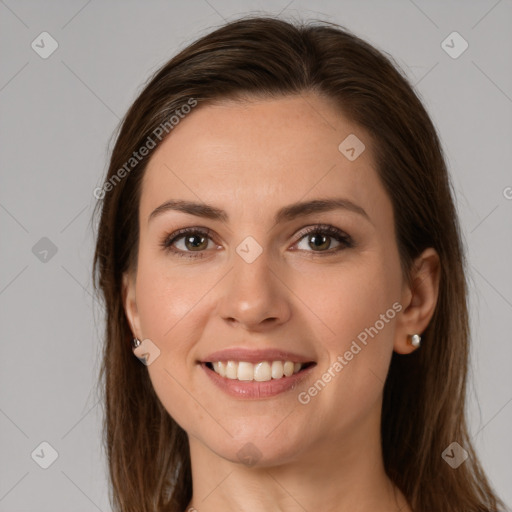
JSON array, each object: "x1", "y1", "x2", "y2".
[{"x1": 292, "y1": 224, "x2": 352, "y2": 242}]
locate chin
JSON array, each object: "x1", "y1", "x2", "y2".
[{"x1": 196, "y1": 420, "x2": 310, "y2": 468}]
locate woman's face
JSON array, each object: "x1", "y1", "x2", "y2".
[{"x1": 123, "y1": 93, "x2": 416, "y2": 466}]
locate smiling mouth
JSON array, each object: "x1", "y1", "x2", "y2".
[{"x1": 204, "y1": 360, "x2": 316, "y2": 382}]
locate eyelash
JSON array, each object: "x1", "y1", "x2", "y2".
[{"x1": 160, "y1": 224, "x2": 354, "y2": 259}]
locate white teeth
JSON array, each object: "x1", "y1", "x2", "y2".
[
  {"x1": 237, "y1": 362, "x2": 254, "y2": 381},
  {"x1": 283, "y1": 361, "x2": 294, "y2": 377},
  {"x1": 254, "y1": 362, "x2": 271, "y2": 381},
  {"x1": 271, "y1": 361, "x2": 283, "y2": 379},
  {"x1": 210, "y1": 360, "x2": 305, "y2": 381},
  {"x1": 217, "y1": 361, "x2": 227, "y2": 377},
  {"x1": 226, "y1": 361, "x2": 238, "y2": 379}
]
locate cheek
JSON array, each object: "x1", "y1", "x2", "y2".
[
  {"x1": 135, "y1": 247, "x2": 213, "y2": 342},
  {"x1": 289, "y1": 263, "x2": 398, "y2": 431},
  {"x1": 134, "y1": 256, "x2": 211, "y2": 433},
  {"x1": 292, "y1": 255, "x2": 399, "y2": 352},
  {"x1": 292, "y1": 253, "x2": 400, "y2": 411}
]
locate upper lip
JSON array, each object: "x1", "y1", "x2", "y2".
[{"x1": 201, "y1": 347, "x2": 316, "y2": 364}]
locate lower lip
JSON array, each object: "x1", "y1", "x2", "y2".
[{"x1": 201, "y1": 363, "x2": 315, "y2": 399}]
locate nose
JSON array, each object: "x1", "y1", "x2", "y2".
[{"x1": 216, "y1": 245, "x2": 292, "y2": 331}]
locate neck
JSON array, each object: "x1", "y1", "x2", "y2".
[{"x1": 185, "y1": 408, "x2": 411, "y2": 512}]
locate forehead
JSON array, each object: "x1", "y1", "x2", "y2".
[{"x1": 139, "y1": 93, "x2": 390, "y2": 227}]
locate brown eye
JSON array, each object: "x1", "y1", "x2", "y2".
[
  {"x1": 161, "y1": 227, "x2": 215, "y2": 257},
  {"x1": 294, "y1": 225, "x2": 354, "y2": 253},
  {"x1": 307, "y1": 232, "x2": 331, "y2": 251},
  {"x1": 182, "y1": 233, "x2": 208, "y2": 251}
]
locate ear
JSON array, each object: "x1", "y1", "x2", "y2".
[
  {"x1": 122, "y1": 271, "x2": 142, "y2": 340},
  {"x1": 394, "y1": 248, "x2": 440, "y2": 354}
]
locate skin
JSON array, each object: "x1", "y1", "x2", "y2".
[{"x1": 122, "y1": 93, "x2": 440, "y2": 512}]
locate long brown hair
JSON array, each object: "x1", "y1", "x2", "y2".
[{"x1": 92, "y1": 15, "x2": 505, "y2": 512}]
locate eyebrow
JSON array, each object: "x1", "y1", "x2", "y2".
[{"x1": 148, "y1": 197, "x2": 371, "y2": 226}]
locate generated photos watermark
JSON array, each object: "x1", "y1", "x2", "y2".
[
  {"x1": 298, "y1": 301, "x2": 403, "y2": 404},
  {"x1": 93, "y1": 98, "x2": 198, "y2": 200}
]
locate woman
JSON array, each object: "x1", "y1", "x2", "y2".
[{"x1": 92, "y1": 15, "x2": 506, "y2": 512}]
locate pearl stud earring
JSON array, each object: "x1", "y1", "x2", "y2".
[{"x1": 409, "y1": 334, "x2": 421, "y2": 348}]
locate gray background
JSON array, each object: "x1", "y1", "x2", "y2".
[{"x1": 1, "y1": 1, "x2": 511, "y2": 510}]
